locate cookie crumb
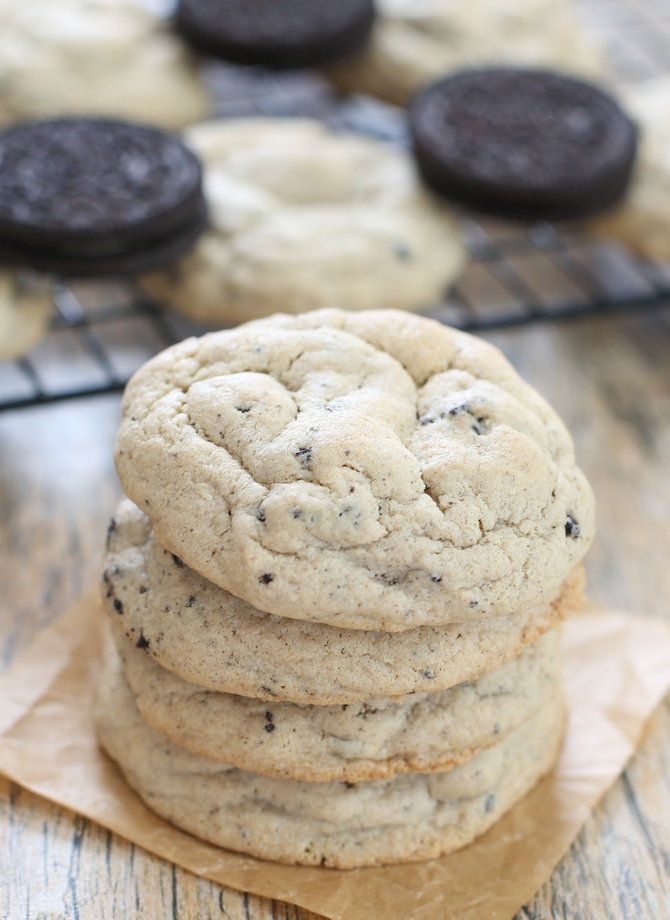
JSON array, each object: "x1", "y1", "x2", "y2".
[
  {"x1": 106, "y1": 518, "x2": 117, "y2": 547},
  {"x1": 565, "y1": 515, "x2": 580, "y2": 538},
  {"x1": 294, "y1": 447, "x2": 312, "y2": 469}
]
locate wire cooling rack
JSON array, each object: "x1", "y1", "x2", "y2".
[{"x1": 2, "y1": 0, "x2": 670, "y2": 414}]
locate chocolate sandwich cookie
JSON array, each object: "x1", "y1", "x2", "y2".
[
  {"x1": 175, "y1": 0, "x2": 375, "y2": 69},
  {"x1": 410, "y1": 68, "x2": 637, "y2": 221},
  {"x1": 0, "y1": 118, "x2": 207, "y2": 276}
]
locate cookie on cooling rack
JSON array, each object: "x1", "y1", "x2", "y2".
[
  {"x1": 0, "y1": 118, "x2": 207, "y2": 277},
  {"x1": 175, "y1": 0, "x2": 375, "y2": 69},
  {"x1": 0, "y1": 271, "x2": 53, "y2": 362},
  {"x1": 589, "y1": 76, "x2": 670, "y2": 261},
  {"x1": 0, "y1": 0, "x2": 209, "y2": 131},
  {"x1": 325, "y1": 0, "x2": 604, "y2": 107},
  {"x1": 139, "y1": 118, "x2": 465, "y2": 322},
  {"x1": 410, "y1": 68, "x2": 637, "y2": 221}
]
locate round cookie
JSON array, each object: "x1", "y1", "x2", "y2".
[
  {"x1": 115, "y1": 309, "x2": 595, "y2": 631},
  {"x1": 96, "y1": 655, "x2": 566, "y2": 868},
  {"x1": 112, "y1": 621, "x2": 561, "y2": 782},
  {"x1": 589, "y1": 76, "x2": 670, "y2": 261},
  {"x1": 0, "y1": 0, "x2": 208, "y2": 131},
  {"x1": 325, "y1": 0, "x2": 604, "y2": 107},
  {"x1": 102, "y1": 501, "x2": 584, "y2": 704},
  {"x1": 410, "y1": 69, "x2": 637, "y2": 221},
  {"x1": 176, "y1": 0, "x2": 375, "y2": 69},
  {"x1": 0, "y1": 271, "x2": 52, "y2": 362},
  {"x1": 0, "y1": 118, "x2": 207, "y2": 276},
  {"x1": 138, "y1": 118, "x2": 465, "y2": 323}
]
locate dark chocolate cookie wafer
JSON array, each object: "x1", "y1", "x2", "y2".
[
  {"x1": 410, "y1": 68, "x2": 637, "y2": 221},
  {"x1": 0, "y1": 118, "x2": 207, "y2": 276},
  {"x1": 175, "y1": 0, "x2": 375, "y2": 69}
]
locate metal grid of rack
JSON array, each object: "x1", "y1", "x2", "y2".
[{"x1": 1, "y1": 0, "x2": 670, "y2": 414}]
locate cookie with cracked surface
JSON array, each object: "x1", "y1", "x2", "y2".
[
  {"x1": 102, "y1": 502, "x2": 583, "y2": 704},
  {"x1": 115, "y1": 309, "x2": 595, "y2": 631},
  {"x1": 325, "y1": 0, "x2": 604, "y2": 107},
  {"x1": 0, "y1": 0, "x2": 208, "y2": 131},
  {"x1": 95, "y1": 648, "x2": 566, "y2": 867},
  {"x1": 138, "y1": 119, "x2": 465, "y2": 323},
  {"x1": 112, "y1": 619, "x2": 561, "y2": 782},
  {"x1": 176, "y1": 0, "x2": 375, "y2": 69},
  {"x1": 0, "y1": 270, "x2": 52, "y2": 362}
]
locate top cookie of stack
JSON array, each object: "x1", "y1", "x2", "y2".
[{"x1": 115, "y1": 308, "x2": 594, "y2": 633}]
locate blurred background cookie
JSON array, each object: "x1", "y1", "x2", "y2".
[
  {"x1": 589, "y1": 76, "x2": 670, "y2": 262},
  {"x1": 325, "y1": 0, "x2": 604, "y2": 106},
  {"x1": 0, "y1": 0, "x2": 209, "y2": 130},
  {"x1": 139, "y1": 118, "x2": 466, "y2": 322},
  {"x1": 0, "y1": 271, "x2": 53, "y2": 362}
]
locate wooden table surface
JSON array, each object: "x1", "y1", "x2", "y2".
[{"x1": 1, "y1": 306, "x2": 670, "y2": 919}]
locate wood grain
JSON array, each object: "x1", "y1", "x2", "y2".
[{"x1": 1, "y1": 307, "x2": 669, "y2": 919}]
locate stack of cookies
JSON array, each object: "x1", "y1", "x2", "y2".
[{"x1": 96, "y1": 308, "x2": 594, "y2": 868}]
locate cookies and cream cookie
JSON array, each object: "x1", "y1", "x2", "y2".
[
  {"x1": 115, "y1": 309, "x2": 595, "y2": 631},
  {"x1": 138, "y1": 119, "x2": 465, "y2": 323},
  {"x1": 95, "y1": 648, "x2": 565, "y2": 867},
  {"x1": 0, "y1": 271, "x2": 52, "y2": 362},
  {"x1": 103, "y1": 499, "x2": 584, "y2": 703},
  {"x1": 112, "y1": 621, "x2": 561, "y2": 782},
  {"x1": 0, "y1": 0, "x2": 208, "y2": 131},
  {"x1": 589, "y1": 76, "x2": 670, "y2": 261},
  {"x1": 326, "y1": 0, "x2": 604, "y2": 107}
]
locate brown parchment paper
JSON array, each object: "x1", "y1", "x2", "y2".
[{"x1": 1, "y1": 592, "x2": 670, "y2": 920}]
